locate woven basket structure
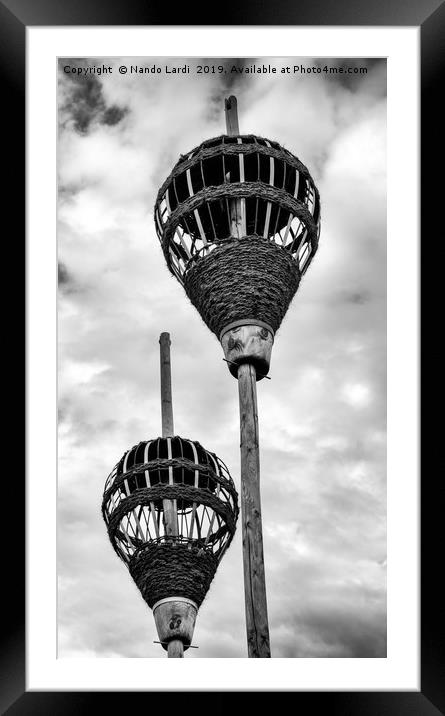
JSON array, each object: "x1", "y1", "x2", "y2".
[
  {"x1": 154, "y1": 134, "x2": 321, "y2": 338},
  {"x1": 102, "y1": 436, "x2": 238, "y2": 608}
]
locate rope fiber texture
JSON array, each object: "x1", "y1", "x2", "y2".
[
  {"x1": 184, "y1": 234, "x2": 301, "y2": 337},
  {"x1": 129, "y1": 541, "x2": 219, "y2": 608}
]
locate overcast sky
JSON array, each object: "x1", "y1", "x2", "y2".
[{"x1": 57, "y1": 56, "x2": 387, "y2": 659}]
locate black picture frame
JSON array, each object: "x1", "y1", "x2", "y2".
[{"x1": 8, "y1": 0, "x2": 441, "y2": 712}]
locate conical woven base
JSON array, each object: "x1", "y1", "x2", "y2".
[
  {"x1": 129, "y1": 542, "x2": 218, "y2": 609},
  {"x1": 184, "y1": 235, "x2": 301, "y2": 338}
]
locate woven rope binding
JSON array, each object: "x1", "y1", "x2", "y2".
[
  {"x1": 184, "y1": 235, "x2": 301, "y2": 337},
  {"x1": 129, "y1": 541, "x2": 218, "y2": 609}
]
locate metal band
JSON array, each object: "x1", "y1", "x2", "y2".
[
  {"x1": 152, "y1": 596, "x2": 198, "y2": 612},
  {"x1": 219, "y1": 319, "x2": 275, "y2": 343}
]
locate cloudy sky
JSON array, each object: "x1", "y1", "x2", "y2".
[{"x1": 57, "y1": 56, "x2": 387, "y2": 659}]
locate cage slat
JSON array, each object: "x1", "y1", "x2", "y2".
[
  {"x1": 167, "y1": 438, "x2": 174, "y2": 486},
  {"x1": 272, "y1": 207, "x2": 281, "y2": 239},
  {"x1": 206, "y1": 203, "x2": 218, "y2": 241},
  {"x1": 150, "y1": 502, "x2": 160, "y2": 538},
  {"x1": 187, "y1": 168, "x2": 208, "y2": 247},
  {"x1": 200, "y1": 159, "x2": 206, "y2": 188},
  {"x1": 204, "y1": 482, "x2": 221, "y2": 545},
  {"x1": 263, "y1": 141, "x2": 274, "y2": 238},
  {"x1": 282, "y1": 213, "x2": 293, "y2": 246},
  {"x1": 237, "y1": 137, "x2": 247, "y2": 236},
  {"x1": 189, "y1": 440, "x2": 200, "y2": 487},
  {"x1": 165, "y1": 190, "x2": 171, "y2": 215},
  {"x1": 123, "y1": 452, "x2": 145, "y2": 541},
  {"x1": 188, "y1": 502, "x2": 197, "y2": 542},
  {"x1": 195, "y1": 505, "x2": 202, "y2": 541},
  {"x1": 139, "y1": 505, "x2": 150, "y2": 541},
  {"x1": 175, "y1": 229, "x2": 192, "y2": 259},
  {"x1": 294, "y1": 169, "x2": 300, "y2": 198},
  {"x1": 144, "y1": 441, "x2": 152, "y2": 486}
]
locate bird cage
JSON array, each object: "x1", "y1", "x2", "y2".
[
  {"x1": 102, "y1": 435, "x2": 239, "y2": 650},
  {"x1": 154, "y1": 134, "x2": 321, "y2": 379}
]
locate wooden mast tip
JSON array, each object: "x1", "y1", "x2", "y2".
[{"x1": 225, "y1": 96, "x2": 240, "y2": 136}]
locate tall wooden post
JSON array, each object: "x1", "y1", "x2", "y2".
[
  {"x1": 225, "y1": 96, "x2": 271, "y2": 657},
  {"x1": 159, "y1": 332, "x2": 183, "y2": 658},
  {"x1": 225, "y1": 96, "x2": 245, "y2": 239},
  {"x1": 225, "y1": 95, "x2": 240, "y2": 135},
  {"x1": 160, "y1": 332, "x2": 174, "y2": 438}
]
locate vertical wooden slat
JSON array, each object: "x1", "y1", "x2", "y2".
[
  {"x1": 282, "y1": 213, "x2": 293, "y2": 246},
  {"x1": 254, "y1": 197, "x2": 259, "y2": 235},
  {"x1": 188, "y1": 440, "x2": 200, "y2": 542},
  {"x1": 167, "y1": 437, "x2": 174, "y2": 486},
  {"x1": 207, "y1": 203, "x2": 218, "y2": 241},
  {"x1": 165, "y1": 190, "x2": 171, "y2": 215},
  {"x1": 144, "y1": 441, "x2": 151, "y2": 487},
  {"x1": 186, "y1": 168, "x2": 208, "y2": 245},
  {"x1": 200, "y1": 158, "x2": 206, "y2": 187},
  {"x1": 272, "y1": 207, "x2": 281, "y2": 239},
  {"x1": 204, "y1": 483, "x2": 220, "y2": 545},
  {"x1": 294, "y1": 169, "x2": 300, "y2": 198},
  {"x1": 123, "y1": 451, "x2": 145, "y2": 542},
  {"x1": 175, "y1": 228, "x2": 192, "y2": 259},
  {"x1": 263, "y1": 142, "x2": 274, "y2": 238},
  {"x1": 237, "y1": 137, "x2": 247, "y2": 236},
  {"x1": 150, "y1": 502, "x2": 160, "y2": 539}
]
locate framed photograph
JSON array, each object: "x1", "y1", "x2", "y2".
[{"x1": 8, "y1": 0, "x2": 439, "y2": 711}]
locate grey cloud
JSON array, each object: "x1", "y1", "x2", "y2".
[
  {"x1": 58, "y1": 261, "x2": 72, "y2": 289},
  {"x1": 59, "y1": 59, "x2": 128, "y2": 134}
]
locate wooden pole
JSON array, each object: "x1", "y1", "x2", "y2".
[
  {"x1": 225, "y1": 97, "x2": 271, "y2": 657},
  {"x1": 159, "y1": 332, "x2": 183, "y2": 658},
  {"x1": 167, "y1": 640, "x2": 184, "y2": 658},
  {"x1": 238, "y1": 364, "x2": 271, "y2": 657},
  {"x1": 225, "y1": 95, "x2": 240, "y2": 134},
  {"x1": 224, "y1": 96, "x2": 244, "y2": 239},
  {"x1": 160, "y1": 332, "x2": 174, "y2": 437}
]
